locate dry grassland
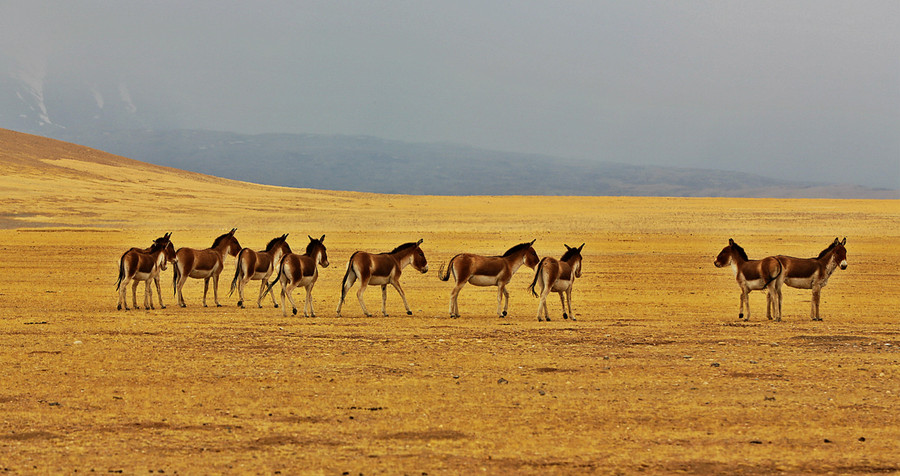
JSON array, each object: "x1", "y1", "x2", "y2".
[{"x1": 1, "y1": 129, "x2": 899, "y2": 474}]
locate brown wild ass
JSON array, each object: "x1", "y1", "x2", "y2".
[
  {"x1": 173, "y1": 229, "x2": 242, "y2": 307},
  {"x1": 229, "y1": 234, "x2": 292, "y2": 308},
  {"x1": 528, "y1": 243, "x2": 584, "y2": 322},
  {"x1": 438, "y1": 240, "x2": 540, "y2": 318},
  {"x1": 116, "y1": 233, "x2": 175, "y2": 310},
  {"x1": 714, "y1": 238, "x2": 783, "y2": 321},
  {"x1": 263, "y1": 235, "x2": 329, "y2": 317},
  {"x1": 335, "y1": 240, "x2": 429, "y2": 317},
  {"x1": 776, "y1": 237, "x2": 848, "y2": 321}
]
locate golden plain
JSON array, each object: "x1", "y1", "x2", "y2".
[{"x1": 1, "y1": 130, "x2": 899, "y2": 474}]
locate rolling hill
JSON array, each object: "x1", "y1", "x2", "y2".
[{"x1": 38, "y1": 128, "x2": 898, "y2": 199}]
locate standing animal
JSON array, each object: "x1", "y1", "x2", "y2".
[
  {"x1": 528, "y1": 243, "x2": 584, "y2": 322},
  {"x1": 173, "y1": 228, "x2": 242, "y2": 307},
  {"x1": 714, "y1": 238, "x2": 783, "y2": 321},
  {"x1": 438, "y1": 240, "x2": 540, "y2": 318},
  {"x1": 776, "y1": 237, "x2": 848, "y2": 321},
  {"x1": 116, "y1": 233, "x2": 175, "y2": 310},
  {"x1": 229, "y1": 234, "x2": 292, "y2": 308},
  {"x1": 263, "y1": 235, "x2": 329, "y2": 317},
  {"x1": 335, "y1": 239, "x2": 429, "y2": 317}
]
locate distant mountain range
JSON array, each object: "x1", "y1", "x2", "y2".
[
  {"x1": 1, "y1": 56, "x2": 894, "y2": 198},
  {"x1": 27, "y1": 128, "x2": 891, "y2": 198}
]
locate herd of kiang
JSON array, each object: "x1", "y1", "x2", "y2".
[
  {"x1": 115, "y1": 229, "x2": 583, "y2": 321},
  {"x1": 115, "y1": 229, "x2": 848, "y2": 322}
]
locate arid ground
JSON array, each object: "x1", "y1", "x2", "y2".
[{"x1": 1, "y1": 129, "x2": 899, "y2": 474}]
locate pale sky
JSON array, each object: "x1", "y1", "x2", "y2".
[{"x1": 1, "y1": 1, "x2": 898, "y2": 188}]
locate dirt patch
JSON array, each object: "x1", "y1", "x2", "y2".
[{"x1": 1, "y1": 431, "x2": 61, "y2": 441}]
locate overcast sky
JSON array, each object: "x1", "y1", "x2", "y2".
[{"x1": 2, "y1": 1, "x2": 898, "y2": 188}]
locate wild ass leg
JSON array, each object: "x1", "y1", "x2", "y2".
[
  {"x1": 154, "y1": 276, "x2": 166, "y2": 309},
  {"x1": 536, "y1": 283, "x2": 551, "y2": 322},
  {"x1": 391, "y1": 280, "x2": 413, "y2": 316},
  {"x1": 499, "y1": 284, "x2": 510, "y2": 318},
  {"x1": 202, "y1": 278, "x2": 210, "y2": 307},
  {"x1": 284, "y1": 282, "x2": 300, "y2": 317},
  {"x1": 212, "y1": 273, "x2": 222, "y2": 307},
  {"x1": 811, "y1": 285, "x2": 822, "y2": 321},
  {"x1": 356, "y1": 282, "x2": 372, "y2": 317},
  {"x1": 739, "y1": 288, "x2": 750, "y2": 321},
  {"x1": 381, "y1": 285, "x2": 389, "y2": 317},
  {"x1": 236, "y1": 274, "x2": 246, "y2": 308},
  {"x1": 449, "y1": 283, "x2": 464, "y2": 318},
  {"x1": 132, "y1": 280, "x2": 141, "y2": 310},
  {"x1": 335, "y1": 270, "x2": 356, "y2": 317},
  {"x1": 144, "y1": 281, "x2": 153, "y2": 309},
  {"x1": 175, "y1": 266, "x2": 188, "y2": 308},
  {"x1": 118, "y1": 275, "x2": 131, "y2": 310},
  {"x1": 259, "y1": 278, "x2": 277, "y2": 308},
  {"x1": 560, "y1": 291, "x2": 570, "y2": 320},
  {"x1": 305, "y1": 284, "x2": 315, "y2": 317}
]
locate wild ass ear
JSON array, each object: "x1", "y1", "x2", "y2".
[
  {"x1": 308, "y1": 235, "x2": 314, "y2": 242},
  {"x1": 320, "y1": 234, "x2": 326, "y2": 242},
  {"x1": 229, "y1": 228, "x2": 237, "y2": 235},
  {"x1": 564, "y1": 244, "x2": 573, "y2": 250},
  {"x1": 578, "y1": 243, "x2": 585, "y2": 251},
  {"x1": 417, "y1": 239, "x2": 424, "y2": 245},
  {"x1": 530, "y1": 239, "x2": 536, "y2": 245},
  {"x1": 728, "y1": 238, "x2": 735, "y2": 245},
  {"x1": 841, "y1": 237, "x2": 847, "y2": 245},
  {"x1": 283, "y1": 233, "x2": 289, "y2": 239}
]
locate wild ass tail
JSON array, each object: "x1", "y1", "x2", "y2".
[
  {"x1": 262, "y1": 255, "x2": 285, "y2": 299},
  {"x1": 229, "y1": 248, "x2": 247, "y2": 296},
  {"x1": 437, "y1": 256, "x2": 457, "y2": 282},
  {"x1": 172, "y1": 259, "x2": 181, "y2": 296},
  {"x1": 115, "y1": 254, "x2": 126, "y2": 290},
  {"x1": 528, "y1": 258, "x2": 547, "y2": 297},
  {"x1": 339, "y1": 252, "x2": 360, "y2": 302},
  {"x1": 764, "y1": 258, "x2": 784, "y2": 288}
]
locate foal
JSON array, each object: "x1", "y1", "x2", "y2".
[
  {"x1": 438, "y1": 240, "x2": 539, "y2": 318},
  {"x1": 776, "y1": 237, "x2": 848, "y2": 321},
  {"x1": 264, "y1": 235, "x2": 329, "y2": 317},
  {"x1": 229, "y1": 234, "x2": 291, "y2": 308},
  {"x1": 528, "y1": 243, "x2": 584, "y2": 322},
  {"x1": 714, "y1": 238, "x2": 783, "y2": 321},
  {"x1": 335, "y1": 239, "x2": 428, "y2": 317},
  {"x1": 116, "y1": 233, "x2": 175, "y2": 310},
  {"x1": 173, "y1": 228, "x2": 242, "y2": 307}
]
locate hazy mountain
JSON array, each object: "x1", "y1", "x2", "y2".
[
  {"x1": 27, "y1": 128, "x2": 891, "y2": 199},
  {"x1": 1, "y1": 52, "x2": 894, "y2": 198}
]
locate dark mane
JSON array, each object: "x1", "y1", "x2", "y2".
[
  {"x1": 560, "y1": 247, "x2": 581, "y2": 262},
  {"x1": 502, "y1": 242, "x2": 533, "y2": 257},
  {"x1": 731, "y1": 242, "x2": 749, "y2": 261},
  {"x1": 389, "y1": 242, "x2": 418, "y2": 254},
  {"x1": 815, "y1": 242, "x2": 837, "y2": 259},
  {"x1": 265, "y1": 236, "x2": 286, "y2": 252},
  {"x1": 211, "y1": 232, "x2": 233, "y2": 249}
]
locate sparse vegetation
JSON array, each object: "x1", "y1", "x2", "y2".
[{"x1": 1, "y1": 129, "x2": 898, "y2": 473}]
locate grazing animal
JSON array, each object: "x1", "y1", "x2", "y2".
[
  {"x1": 173, "y1": 228, "x2": 242, "y2": 307},
  {"x1": 229, "y1": 234, "x2": 292, "y2": 308},
  {"x1": 529, "y1": 243, "x2": 584, "y2": 322},
  {"x1": 714, "y1": 238, "x2": 783, "y2": 321},
  {"x1": 776, "y1": 237, "x2": 848, "y2": 321},
  {"x1": 264, "y1": 235, "x2": 329, "y2": 317},
  {"x1": 116, "y1": 233, "x2": 175, "y2": 310},
  {"x1": 438, "y1": 240, "x2": 540, "y2": 318},
  {"x1": 335, "y1": 239, "x2": 429, "y2": 317}
]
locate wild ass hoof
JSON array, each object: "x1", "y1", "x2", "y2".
[
  {"x1": 216, "y1": 304, "x2": 222, "y2": 308},
  {"x1": 502, "y1": 311, "x2": 508, "y2": 317},
  {"x1": 274, "y1": 304, "x2": 279, "y2": 309},
  {"x1": 179, "y1": 303, "x2": 186, "y2": 308},
  {"x1": 237, "y1": 300, "x2": 243, "y2": 307},
  {"x1": 563, "y1": 313, "x2": 569, "y2": 320},
  {"x1": 117, "y1": 304, "x2": 122, "y2": 310},
  {"x1": 292, "y1": 308, "x2": 298, "y2": 316},
  {"x1": 160, "y1": 305, "x2": 166, "y2": 309},
  {"x1": 407, "y1": 310, "x2": 413, "y2": 316},
  {"x1": 738, "y1": 313, "x2": 744, "y2": 320}
]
